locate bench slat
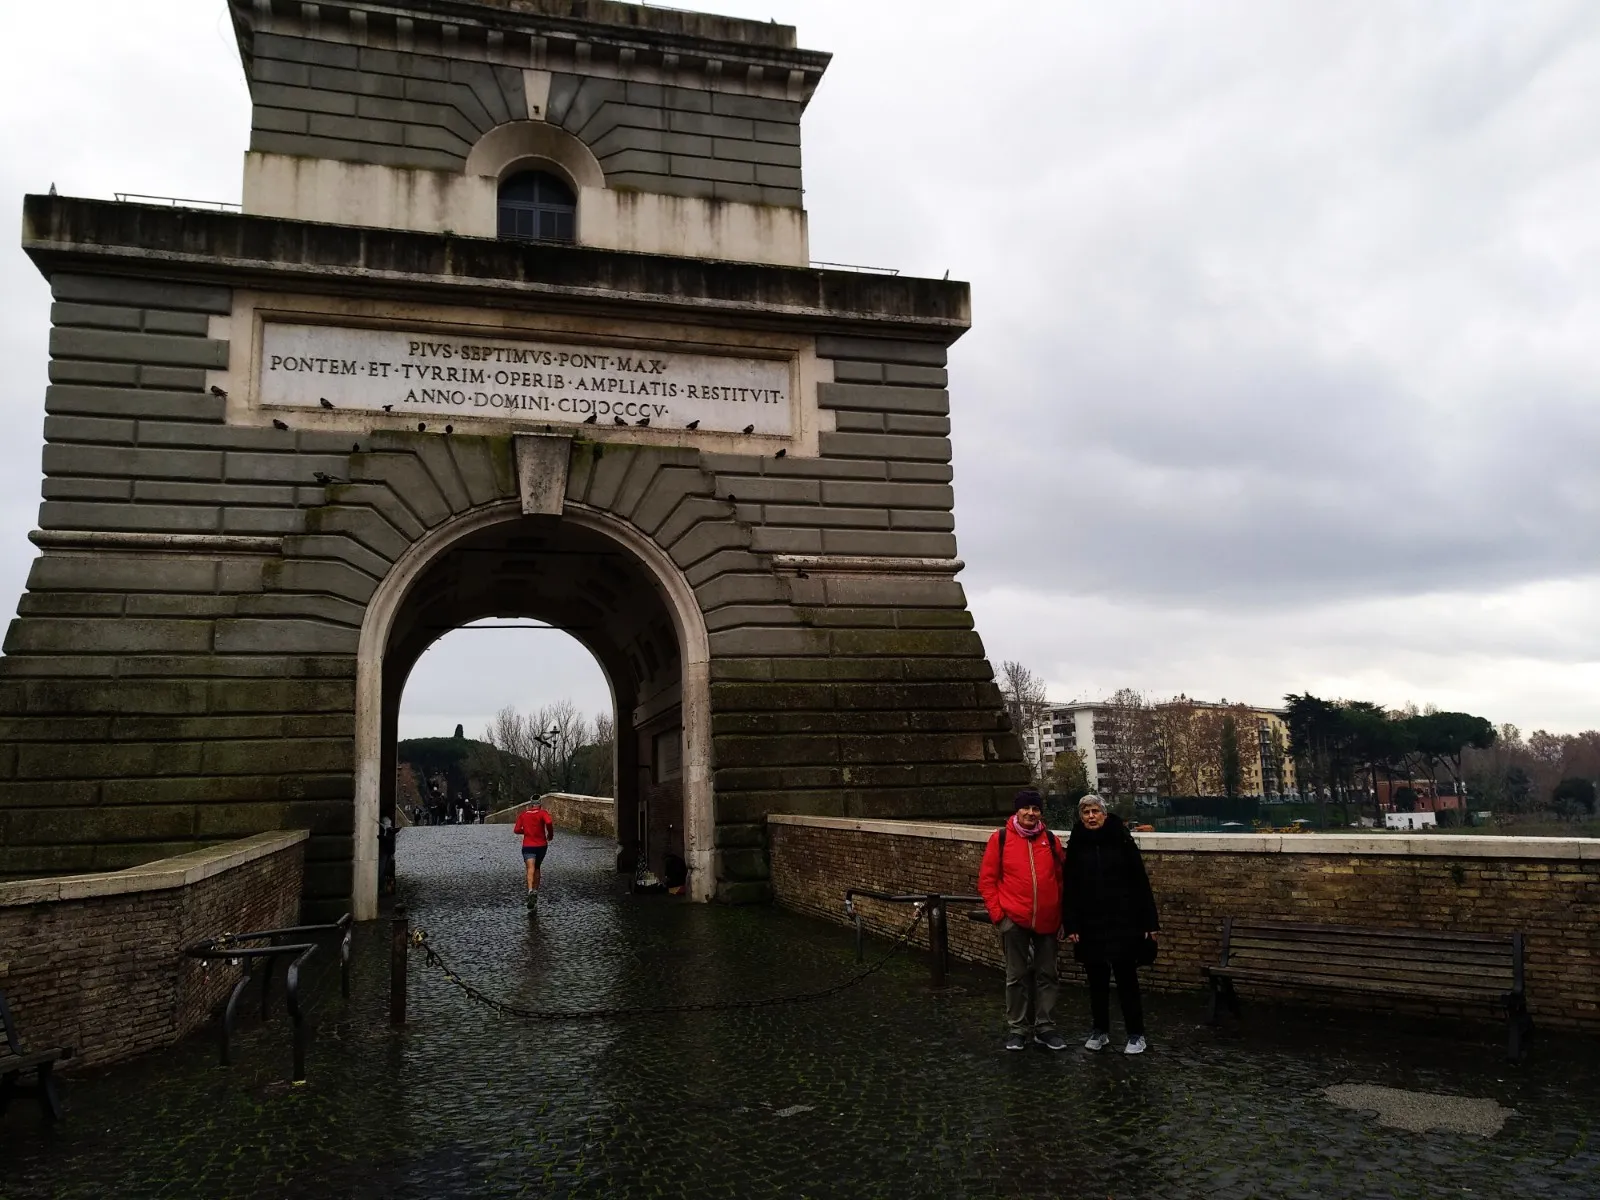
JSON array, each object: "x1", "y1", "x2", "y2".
[
  {"x1": 1230, "y1": 939, "x2": 1510, "y2": 965},
  {"x1": 1229, "y1": 934, "x2": 1511, "y2": 960},
  {"x1": 0, "y1": 1048, "x2": 70, "y2": 1073},
  {"x1": 1227, "y1": 942, "x2": 1513, "y2": 979},
  {"x1": 1228, "y1": 920, "x2": 1512, "y2": 948},
  {"x1": 1209, "y1": 965, "x2": 1509, "y2": 1001},
  {"x1": 1221, "y1": 954, "x2": 1510, "y2": 988},
  {"x1": 1229, "y1": 929, "x2": 1513, "y2": 957}
]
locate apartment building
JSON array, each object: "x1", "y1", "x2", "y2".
[{"x1": 1023, "y1": 699, "x2": 1297, "y2": 799}]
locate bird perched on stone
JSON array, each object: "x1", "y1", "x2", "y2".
[
  {"x1": 775, "y1": 448, "x2": 787, "y2": 458},
  {"x1": 312, "y1": 471, "x2": 335, "y2": 485},
  {"x1": 726, "y1": 494, "x2": 737, "y2": 504},
  {"x1": 271, "y1": 418, "x2": 289, "y2": 430},
  {"x1": 583, "y1": 412, "x2": 598, "y2": 424},
  {"x1": 613, "y1": 416, "x2": 627, "y2": 426},
  {"x1": 382, "y1": 404, "x2": 393, "y2": 412},
  {"x1": 351, "y1": 443, "x2": 360, "y2": 453},
  {"x1": 319, "y1": 397, "x2": 334, "y2": 409},
  {"x1": 444, "y1": 425, "x2": 453, "y2": 434},
  {"x1": 417, "y1": 422, "x2": 427, "y2": 432},
  {"x1": 635, "y1": 416, "x2": 650, "y2": 427},
  {"x1": 685, "y1": 419, "x2": 700, "y2": 430},
  {"x1": 210, "y1": 385, "x2": 228, "y2": 399},
  {"x1": 742, "y1": 424, "x2": 755, "y2": 434}
]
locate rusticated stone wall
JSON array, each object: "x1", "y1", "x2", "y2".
[
  {"x1": 0, "y1": 831, "x2": 307, "y2": 1070},
  {"x1": 769, "y1": 815, "x2": 1600, "y2": 1033},
  {"x1": 1, "y1": 199, "x2": 1028, "y2": 918}
]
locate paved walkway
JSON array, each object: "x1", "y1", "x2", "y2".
[{"x1": 3, "y1": 826, "x2": 1597, "y2": 1198}]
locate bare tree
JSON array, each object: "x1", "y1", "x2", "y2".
[
  {"x1": 479, "y1": 702, "x2": 598, "y2": 804},
  {"x1": 540, "y1": 699, "x2": 591, "y2": 794},
  {"x1": 999, "y1": 660, "x2": 1051, "y2": 782},
  {"x1": 592, "y1": 710, "x2": 616, "y2": 797},
  {"x1": 1097, "y1": 687, "x2": 1158, "y2": 802}
]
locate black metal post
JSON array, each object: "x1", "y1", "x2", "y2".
[
  {"x1": 339, "y1": 918, "x2": 352, "y2": 999},
  {"x1": 286, "y1": 947, "x2": 313, "y2": 1083},
  {"x1": 928, "y1": 895, "x2": 948, "y2": 988},
  {"x1": 390, "y1": 904, "x2": 409, "y2": 1027},
  {"x1": 220, "y1": 970, "x2": 251, "y2": 1066}
]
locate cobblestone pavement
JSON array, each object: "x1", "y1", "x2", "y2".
[{"x1": 4, "y1": 826, "x2": 1597, "y2": 1199}]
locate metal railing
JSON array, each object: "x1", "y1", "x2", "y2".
[
  {"x1": 809, "y1": 260, "x2": 901, "y2": 275},
  {"x1": 113, "y1": 192, "x2": 241, "y2": 212},
  {"x1": 844, "y1": 888, "x2": 984, "y2": 987},
  {"x1": 185, "y1": 914, "x2": 352, "y2": 1083}
]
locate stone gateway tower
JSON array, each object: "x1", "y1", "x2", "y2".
[{"x1": 3, "y1": 0, "x2": 1028, "y2": 919}]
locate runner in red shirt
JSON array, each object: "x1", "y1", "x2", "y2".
[{"x1": 512, "y1": 801, "x2": 555, "y2": 902}]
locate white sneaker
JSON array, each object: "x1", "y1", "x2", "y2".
[
  {"x1": 1084, "y1": 1031, "x2": 1110, "y2": 1051},
  {"x1": 1124, "y1": 1036, "x2": 1147, "y2": 1055}
]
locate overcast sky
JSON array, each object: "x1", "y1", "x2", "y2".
[{"x1": 1, "y1": 2, "x2": 1596, "y2": 739}]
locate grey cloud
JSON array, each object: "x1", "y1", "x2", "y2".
[{"x1": 1, "y1": 1, "x2": 1596, "y2": 731}]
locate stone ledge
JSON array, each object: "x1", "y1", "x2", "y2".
[
  {"x1": 0, "y1": 830, "x2": 311, "y2": 907},
  {"x1": 765, "y1": 813, "x2": 1600, "y2": 860},
  {"x1": 769, "y1": 554, "x2": 964, "y2": 576},
  {"x1": 30, "y1": 529, "x2": 285, "y2": 556}
]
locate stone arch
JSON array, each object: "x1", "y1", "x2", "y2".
[
  {"x1": 352, "y1": 498, "x2": 713, "y2": 920},
  {"x1": 464, "y1": 121, "x2": 607, "y2": 194}
]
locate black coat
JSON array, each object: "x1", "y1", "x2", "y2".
[{"x1": 1062, "y1": 813, "x2": 1159, "y2": 964}]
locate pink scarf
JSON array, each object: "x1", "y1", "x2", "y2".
[{"x1": 1010, "y1": 814, "x2": 1045, "y2": 840}]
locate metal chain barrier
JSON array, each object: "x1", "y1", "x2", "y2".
[{"x1": 406, "y1": 905, "x2": 927, "y2": 1021}]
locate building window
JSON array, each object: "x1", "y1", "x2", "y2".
[{"x1": 497, "y1": 170, "x2": 576, "y2": 243}]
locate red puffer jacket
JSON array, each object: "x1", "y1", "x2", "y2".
[{"x1": 978, "y1": 821, "x2": 1065, "y2": 934}]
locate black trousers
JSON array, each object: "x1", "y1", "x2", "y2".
[{"x1": 1085, "y1": 958, "x2": 1144, "y2": 1037}]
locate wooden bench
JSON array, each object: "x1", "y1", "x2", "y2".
[
  {"x1": 1203, "y1": 918, "x2": 1533, "y2": 1060},
  {"x1": 0, "y1": 990, "x2": 73, "y2": 1121}
]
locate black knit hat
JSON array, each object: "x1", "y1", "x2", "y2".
[{"x1": 1013, "y1": 789, "x2": 1044, "y2": 812}]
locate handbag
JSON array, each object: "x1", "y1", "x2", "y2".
[{"x1": 1135, "y1": 933, "x2": 1159, "y2": 967}]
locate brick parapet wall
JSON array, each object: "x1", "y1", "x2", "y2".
[
  {"x1": 768, "y1": 816, "x2": 1600, "y2": 1033},
  {"x1": 0, "y1": 831, "x2": 308, "y2": 1069},
  {"x1": 487, "y1": 793, "x2": 617, "y2": 838}
]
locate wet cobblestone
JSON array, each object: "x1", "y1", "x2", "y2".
[{"x1": 3, "y1": 826, "x2": 1597, "y2": 1198}]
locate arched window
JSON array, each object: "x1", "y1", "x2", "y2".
[{"x1": 497, "y1": 170, "x2": 576, "y2": 243}]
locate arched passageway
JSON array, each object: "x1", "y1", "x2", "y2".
[{"x1": 354, "y1": 501, "x2": 712, "y2": 917}]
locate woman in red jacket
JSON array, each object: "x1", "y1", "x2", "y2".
[{"x1": 978, "y1": 790, "x2": 1069, "y2": 1051}]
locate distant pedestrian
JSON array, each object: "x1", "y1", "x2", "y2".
[
  {"x1": 513, "y1": 800, "x2": 555, "y2": 904},
  {"x1": 978, "y1": 789, "x2": 1068, "y2": 1052},
  {"x1": 1063, "y1": 795, "x2": 1160, "y2": 1055}
]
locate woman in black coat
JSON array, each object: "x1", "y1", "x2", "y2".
[{"x1": 1062, "y1": 794, "x2": 1159, "y2": 1054}]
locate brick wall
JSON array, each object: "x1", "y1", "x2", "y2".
[
  {"x1": 769, "y1": 816, "x2": 1600, "y2": 1033},
  {"x1": 0, "y1": 832, "x2": 307, "y2": 1069}
]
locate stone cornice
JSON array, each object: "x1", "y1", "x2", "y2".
[
  {"x1": 0, "y1": 831, "x2": 310, "y2": 908},
  {"x1": 229, "y1": 0, "x2": 830, "y2": 106},
  {"x1": 22, "y1": 196, "x2": 971, "y2": 341}
]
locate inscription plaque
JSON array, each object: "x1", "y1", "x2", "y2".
[{"x1": 258, "y1": 322, "x2": 791, "y2": 434}]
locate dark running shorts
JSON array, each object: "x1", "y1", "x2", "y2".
[{"x1": 521, "y1": 845, "x2": 548, "y2": 866}]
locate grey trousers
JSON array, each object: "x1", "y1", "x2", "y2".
[{"x1": 1001, "y1": 923, "x2": 1059, "y2": 1034}]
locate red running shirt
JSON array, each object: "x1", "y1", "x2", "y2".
[{"x1": 513, "y1": 807, "x2": 554, "y2": 847}]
